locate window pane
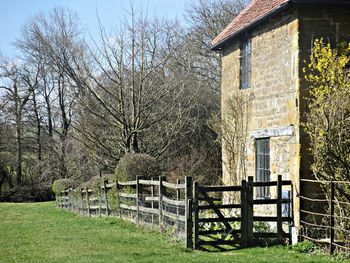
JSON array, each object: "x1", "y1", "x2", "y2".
[
  {"x1": 255, "y1": 138, "x2": 270, "y2": 198},
  {"x1": 240, "y1": 38, "x2": 252, "y2": 89}
]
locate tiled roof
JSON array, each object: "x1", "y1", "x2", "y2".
[{"x1": 212, "y1": 0, "x2": 290, "y2": 48}]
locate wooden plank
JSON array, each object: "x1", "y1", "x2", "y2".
[
  {"x1": 162, "y1": 196, "x2": 186, "y2": 206},
  {"x1": 198, "y1": 217, "x2": 241, "y2": 223},
  {"x1": 145, "y1": 196, "x2": 158, "y2": 202},
  {"x1": 198, "y1": 185, "x2": 241, "y2": 192},
  {"x1": 162, "y1": 181, "x2": 185, "y2": 189},
  {"x1": 119, "y1": 193, "x2": 137, "y2": 198},
  {"x1": 252, "y1": 180, "x2": 292, "y2": 187},
  {"x1": 253, "y1": 216, "x2": 293, "y2": 222},
  {"x1": 139, "y1": 179, "x2": 160, "y2": 186},
  {"x1": 163, "y1": 210, "x2": 186, "y2": 221},
  {"x1": 253, "y1": 198, "x2": 291, "y2": 205},
  {"x1": 197, "y1": 239, "x2": 240, "y2": 246},
  {"x1": 118, "y1": 181, "x2": 136, "y2": 187},
  {"x1": 138, "y1": 206, "x2": 159, "y2": 215},
  {"x1": 105, "y1": 182, "x2": 116, "y2": 189},
  {"x1": 198, "y1": 229, "x2": 241, "y2": 235},
  {"x1": 198, "y1": 196, "x2": 221, "y2": 202},
  {"x1": 198, "y1": 203, "x2": 241, "y2": 210},
  {"x1": 120, "y1": 203, "x2": 137, "y2": 211}
]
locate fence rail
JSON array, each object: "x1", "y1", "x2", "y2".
[
  {"x1": 56, "y1": 174, "x2": 297, "y2": 250},
  {"x1": 300, "y1": 179, "x2": 350, "y2": 255},
  {"x1": 56, "y1": 176, "x2": 193, "y2": 248}
]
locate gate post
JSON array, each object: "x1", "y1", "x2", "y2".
[
  {"x1": 277, "y1": 175, "x2": 283, "y2": 243},
  {"x1": 247, "y1": 176, "x2": 254, "y2": 246},
  {"x1": 193, "y1": 181, "x2": 199, "y2": 249},
  {"x1": 240, "y1": 179, "x2": 247, "y2": 247},
  {"x1": 185, "y1": 176, "x2": 193, "y2": 249}
]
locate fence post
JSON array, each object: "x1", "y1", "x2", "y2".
[
  {"x1": 80, "y1": 188, "x2": 84, "y2": 214},
  {"x1": 103, "y1": 179, "x2": 109, "y2": 216},
  {"x1": 116, "y1": 181, "x2": 120, "y2": 218},
  {"x1": 176, "y1": 179, "x2": 181, "y2": 217},
  {"x1": 159, "y1": 175, "x2": 165, "y2": 231},
  {"x1": 193, "y1": 181, "x2": 199, "y2": 249},
  {"x1": 240, "y1": 179, "x2": 247, "y2": 247},
  {"x1": 277, "y1": 175, "x2": 283, "y2": 243},
  {"x1": 71, "y1": 188, "x2": 75, "y2": 211},
  {"x1": 136, "y1": 175, "x2": 140, "y2": 225},
  {"x1": 185, "y1": 176, "x2": 193, "y2": 249},
  {"x1": 330, "y1": 181, "x2": 334, "y2": 256},
  {"x1": 63, "y1": 190, "x2": 67, "y2": 209},
  {"x1": 98, "y1": 186, "x2": 102, "y2": 217},
  {"x1": 247, "y1": 176, "x2": 254, "y2": 246},
  {"x1": 86, "y1": 188, "x2": 91, "y2": 217},
  {"x1": 151, "y1": 178, "x2": 155, "y2": 225}
]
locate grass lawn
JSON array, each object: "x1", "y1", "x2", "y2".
[{"x1": 0, "y1": 202, "x2": 344, "y2": 263}]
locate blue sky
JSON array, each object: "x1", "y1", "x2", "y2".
[{"x1": 0, "y1": 0, "x2": 191, "y2": 56}]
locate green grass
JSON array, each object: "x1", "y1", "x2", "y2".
[{"x1": 0, "y1": 202, "x2": 344, "y2": 263}]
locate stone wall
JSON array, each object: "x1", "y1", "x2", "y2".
[
  {"x1": 220, "y1": 1, "x2": 350, "y2": 234},
  {"x1": 220, "y1": 8, "x2": 301, "y2": 223}
]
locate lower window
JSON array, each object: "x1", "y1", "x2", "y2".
[{"x1": 255, "y1": 138, "x2": 270, "y2": 198}]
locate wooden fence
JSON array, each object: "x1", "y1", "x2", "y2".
[
  {"x1": 56, "y1": 174, "x2": 295, "y2": 250},
  {"x1": 300, "y1": 179, "x2": 350, "y2": 255},
  {"x1": 193, "y1": 175, "x2": 293, "y2": 249},
  {"x1": 56, "y1": 176, "x2": 193, "y2": 248}
]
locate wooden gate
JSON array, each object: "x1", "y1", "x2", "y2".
[{"x1": 192, "y1": 175, "x2": 293, "y2": 250}]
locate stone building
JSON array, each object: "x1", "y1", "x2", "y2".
[{"x1": 212, "y1": 0, "x2": 350, "y2": 228}]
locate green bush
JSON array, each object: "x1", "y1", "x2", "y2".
[
  {"x1": 0, "y1": 184, "x2": 54, "y2": 202},
  {"x1": 290, "y1": 241, "x2": 320, "y2": 253},
  {"x1": 115, "y1": 153, "x2": 161, "y2": 182},
  {"x1": 52, "y1": 178, "x2": 77, "y2": 194}
]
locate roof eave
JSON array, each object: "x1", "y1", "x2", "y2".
[
  {"x1": 211, "y1": 0, "x2": 350, "y2": 52},
  {"x1": 211, "y1": 2, "x2": 291, "y2": 51}
]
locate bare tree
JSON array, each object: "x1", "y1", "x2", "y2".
[
  {"x1": 0, "y1": 60, "x2": 33, "y2": 185},
  {"x1": 71, "y1": 10, "x2": 193, "y2": 168},
  {"x1": 185, "y1": 0, "x2": 248, "y2": 92},
  {"x1": 16, "y1": 7, "x2": 84, "y2": 179}
]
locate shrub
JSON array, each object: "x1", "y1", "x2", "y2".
[
  {"x1": 0, "y1": 184, "x2": 54, "y2": 202},
  {"x1": 52, "y1": 178, "x2": 77, "y2": 194},
  {"x1": 115, "y1": 153, "x2": 161, "y2": 182},
  {"x1": 290, "y1": 241, "x2": 319, "y2": 253},
  {"x1": 78, "y1": 174, "x2": 113, "y2": 192}
]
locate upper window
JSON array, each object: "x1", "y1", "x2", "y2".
[
  {"x1": 240, "y1": 38, "x2": 252, "y2": 89},
  {"x1": 255, "y1": 138, "x2": 270, "y2": 199}
]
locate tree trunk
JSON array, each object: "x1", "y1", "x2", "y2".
[{"x1": 32, "y1": 90, "x2": 42, "y2": 178}]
